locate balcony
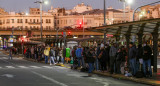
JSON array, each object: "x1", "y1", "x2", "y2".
[{"x1": 28, "y1": 22, "x2": 40, "y2": 25}]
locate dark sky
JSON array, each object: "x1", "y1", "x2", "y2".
[{"x1": 0, "y1": 0, "x2": 159, "y2": 12}]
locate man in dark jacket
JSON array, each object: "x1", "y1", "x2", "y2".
[
  {"x1": 136, "y1": 44, "x2": 143, "y2": 71},
  {"x1": 129, "y1": 42, "x2": 137, "y2": 76},
  {"x1": 109, "y1": 43, "x2": 118, "y2": 74},
  {"x1": 96, "y1": 44, "x2": 101, "y2": 70},
  {"x1": 143, "y1": 43, "x2": 152, "y2": 77},
  {"x1": 86, "y1": 48, "x2": 96, "y2": 76}
]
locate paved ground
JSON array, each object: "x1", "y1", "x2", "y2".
[{"x1": 0, "y1": 51, "x2": 150, "y2": 86}]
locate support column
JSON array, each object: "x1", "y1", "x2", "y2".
[
  {"x1": 137, "y1": 33, "x2": 143, "y2": 45},
  {"x1": 125, "y1": 25, "x2": 132, "y2": 66},
  {"x1": 152, "y1": 22, "x2": 159, "y2": 73},
  {"x1": 152, "y1": 33, "x2": 158, "y2": 73},
  {"x1": 104, "y1": 33, "x2": 106, "y2": 45},
  {"x1": 115, "y1": 35, "x2": 120, "y2": 43},
  {"x1": 125, "y1": 34, "x2": 130, "y2": 66}
]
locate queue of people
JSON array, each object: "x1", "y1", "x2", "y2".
[{"x1": 10, "y1": 41, "x2": 153, "y2": 78}]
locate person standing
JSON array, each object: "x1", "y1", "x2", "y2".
[
  {"x1": 143, "y1": 42, "x2": 152, "y2": 77},
  {"x1": 62, "y1": 46, "x2": 66, "y2": 64},
  {"x1": 129, "y1": 42, "x2": 137, "y2": 76},
  {"x1": 31, "y1": 46, "x2": 34, "y2": 59},
  {"x1": 34, "y1": 46, "x2": 38, "y2": 61},
  {"x1": 49, "y1": 47, "x2": 55, "y2": 65},
  {"x1": 86, "y1": 48, "x2": 96, "y2": 77},
  {"x1": 44, "y1": 47, "x2": 50, "y2": 64},
  {"x1": 96, "y1": 44, "x2": 101, "y2": 71},
  {"x1": 116, "y1": 48, "x2": 124, "y2": 74},
  {"x1": 98, "y1": 47, "x2": 107, "y2": 72},
  {"x1": 9, "y1": 48, "x2": 13, "y2": 60},
  {"x1": 76, "y1": 46, "x2": 83, "y2": 67},
  {"x1": 109, "y1": 43, "x2": 118, "y2": 74},
  {"x1": 66, "y1": 47, "x2": 70, "y2": 64}
]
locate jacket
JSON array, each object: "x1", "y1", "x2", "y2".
[
  {"x1": 76, "y1": 48, "x2": 82, "y2": 58},
  {"x1": 86, "y1": 51, "x2": 95, "y2": 63},
  {"x1": 143, "y1": 45, "x2": 152, "y2": 60},
  {"x1": 129, "y1": 46, "x2": 137, "y2": 59},
  {"x1": 109, "y1": 46, "x2": 117, "y2": 57}
]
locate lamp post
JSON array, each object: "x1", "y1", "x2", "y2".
[
  {"x1": 119, "y1": 0, "x2": 133, "y2": 22},
  {"x1": 83, "y1": 15, "x2": 85, "y2": 38},
  {"x1": 103, "y1": 0, "x2": 106, "y2": 45},
  {"x1": 133, "y1": 1, "x2": 160, "y2": 21},
  {"x1": 34, "y1": 0, "x2": 48, "y2": 42}
]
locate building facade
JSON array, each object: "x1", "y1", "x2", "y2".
[
  {"x1": 135, "y1": 4, "x2": 160, "y2": 21},
  {"x1": 0, "y1": 3, "x2": 134, "y2": 31}
]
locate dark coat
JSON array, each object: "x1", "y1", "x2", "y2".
[
  {"x1": 143, "y1": 45, "x2": 152, "y2": 60},
  {"x1": 86, "y1": 51, "x2": 95, "y2": 63},
  {"x1": 129, "y1": 46, "x2": 137, "y2": 59}
]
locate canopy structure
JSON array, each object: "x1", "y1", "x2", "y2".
[
  {"x1": 88, "y1": 18, "x2": 160, "y2": 35},
  {"x1": 88, "y1": 18, "x2": 160, "y2": 73}
]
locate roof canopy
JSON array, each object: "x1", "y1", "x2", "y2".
[{"x1": 88, "y1": 18, "x2": 160, "y2": 36}]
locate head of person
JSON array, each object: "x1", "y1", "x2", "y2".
[
  {"x1": 129, "y1": 42, "x2": 134, "y2": 48},
  {"x1": 78, "y1": 45, "x2": 81, "y2": 48},
  {"x1": 143, "y1": 42, "x2": 147, "y2": 47},
  {"x1": 90, "y1": 48, "x2": 94, "y2": 53},
  {"x1": 113, "y1": 43, "x2": 117, "y2": 47},
  {"x1": 118, "y1": 48, "x2": 121, "y2": 52}
]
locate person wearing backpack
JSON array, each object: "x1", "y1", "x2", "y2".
[
  {"x1": 76, "y1": 46, "x2": 84, "y2": 67},
  {"x1": 143, "y1": 42, "x2": 152, "y2": 77}
]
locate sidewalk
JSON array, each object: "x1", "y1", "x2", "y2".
[{"x1": 1, "y1": 50, "x2": 160, "y2": 86}]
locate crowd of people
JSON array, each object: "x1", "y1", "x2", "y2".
[{"x1": 10, "y1": 42, "x2": 153, "y2": 77}]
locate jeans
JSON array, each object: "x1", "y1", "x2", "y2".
[
  {"x1": 78, "y1": 57, "x2": 84, "y2": 67},
  {"x1": 95, "y1": 58, "x2": 99, "y2": 70},
  {"x1": 45, "y1": 56, "x2": 48, "y2": 64},
  {"x1": 88, "y1": 63, "x2": 94, "y2": 73},
  {"x1": 50, "y1": 56, "x2": 55, "y2": 64},
  {"x1": 129, "y1": 58, "x2": 136, "y2": 75},
  {"x1": 143, "y1": 59, "x2": 152, "y2": 76},
  {"x1": 61, "y1": 57, "x2": 64, "y2": 64},
  {"x1": 110, "y1": 56, "x2": 116, "y2": 74}
]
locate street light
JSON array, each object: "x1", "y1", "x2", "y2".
[
  {"x1": 34, "y1": 0, "x2": 48, "y2": 42},
  {"x1": 103, "y1": 0, "x2": 106, "y2": 45},
  {"x1": 119, "y1": 0, "x2": 133, "y2": 22}
]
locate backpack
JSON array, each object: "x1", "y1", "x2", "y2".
[
  {"x1": 135, "y1": 64, "x2": 144, "y2": 78},
  {"x1": 76, "y1": 48, "x2": 82, "y2": 58}
]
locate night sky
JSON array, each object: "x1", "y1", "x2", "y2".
[{"x1": 0, "y1": 0, "x2": 159, "y2": 12}]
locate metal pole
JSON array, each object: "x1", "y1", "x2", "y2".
[
  {"x1": 40, "y1": 0, "x2": 43, "y2": 42},
  {"x1": 83, "y1": 16, "x2": 85, "y2": 38},
  {"x1": 104, "y1": 0, "x2": 106, "y2": 25},
  {"x1": 22, "y1": 15, "x2": 24, "y2": 36},
  {"x1": 104, "y1": 0, "x2": 106, "y2": 45},
  {"x1": 123, "y1": 2, "x2": 126, "y2": 22}
]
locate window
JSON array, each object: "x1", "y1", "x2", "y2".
[
  {"x1": 30, "y1": 19, "x2": 33, "y2": 23},
  {"x1": 46, "y1": 19, "x2": 48, "y2": 23},
  {"x1": 49, "y1": 19, "x2": 51, "y2": 23},
  {"x1": 25, "y1": 19, "x2": 28, "y2": 23},
  {"x1": 12, "y1": 19, "x2": 14, "y2": 23},
  {"x1": 33, "y1": 19, "x2": 36, "y2": 23}
]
